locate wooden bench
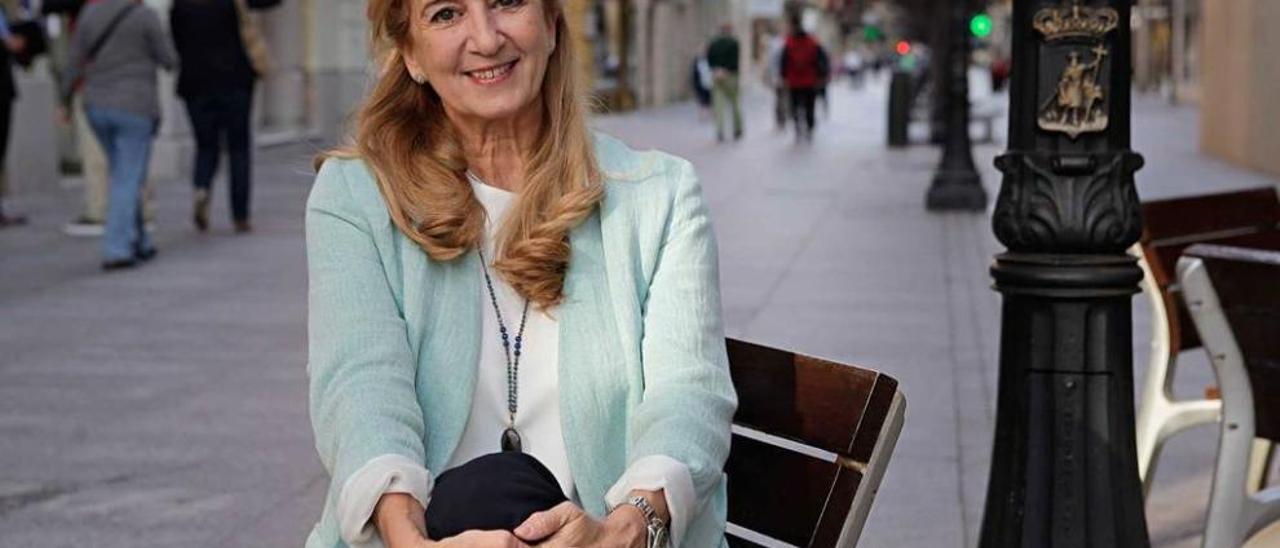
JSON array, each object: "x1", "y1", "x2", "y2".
[
  {"x1": 1134, "y1": 187, "x2": 1280, "y2": 494},
  {"x1": 1178, "y1": 245, "x2": 1280, "y2": 547},
  {"x1": 724, "y1": 338, "x2": 906, "y2": 547}
]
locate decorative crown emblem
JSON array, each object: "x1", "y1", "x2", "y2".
[{"x1": 1033, "y1": 1, "x2": 1119, "y2": 41}]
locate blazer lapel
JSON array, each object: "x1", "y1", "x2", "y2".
[
  {"x1": 417, "y1": 249, "x2": 482, "y2": 472},
  {"x1": 558, "y1": 209, "x2": 630, "y2": 515}
]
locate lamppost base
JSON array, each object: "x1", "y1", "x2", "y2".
[{"x1": 926, "y1": 173, "x2": 988, "y2": 211}]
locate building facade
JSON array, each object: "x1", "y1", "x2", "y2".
[{"x1": 1199, "y1": 0, "x2": 1280, "y2": 178}]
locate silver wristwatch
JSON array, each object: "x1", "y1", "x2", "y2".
[{"x1": 622, "y1": 495, "x2": 669, "y2": 548}]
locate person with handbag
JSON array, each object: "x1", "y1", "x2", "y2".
[
  {"x1": 780, "y1": 15, "x2": 829, "y2": 143},
  {"x1": 0, "y1": 1, "x2": 28, "y2": 227},
  {"x1": 169, "y1": 0, "x2": 276, "y2": 234},
  {"x1": 305, "y1": 0, "x2": 737, "y2": 546},
  {"x1": 56, "y1": 0, "x2": 160, "y2": 237},
  {"x1": 61, "y1": 0, "x2": 176, "y2": 270}
]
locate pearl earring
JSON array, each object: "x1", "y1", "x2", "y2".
[{"x1": 410, "y1": 72, "x2": 426, "y2": 85}]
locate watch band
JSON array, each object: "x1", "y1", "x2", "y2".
[{"x1": 624, "y1": 495, "x2": 669, "y2": 548}]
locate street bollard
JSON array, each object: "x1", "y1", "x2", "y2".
[{"x1": 887, "y1": 70, "x2": 912, "y2": 148}]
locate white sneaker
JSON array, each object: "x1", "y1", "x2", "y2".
[
  {"x1": 63, "y1": 219, "x2": 157, "y2": 236},
  {"x1": 64, "y1": 218, "x2": 104, "y2": 237}
]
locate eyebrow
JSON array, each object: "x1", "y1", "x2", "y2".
[{"x1": 420, "y1": 0, "x2": 454, "y2": 13}]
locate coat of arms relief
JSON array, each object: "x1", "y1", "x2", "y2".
[{"x1": 1033, "y1": 1, "x2": 1120, "y2": 139}]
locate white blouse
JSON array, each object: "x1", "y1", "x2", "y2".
[{"x1": 336, "y1": 174, "x2": 694, "y2": 547}]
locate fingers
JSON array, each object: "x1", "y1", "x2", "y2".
[
  {"x1": 513, "y1": 501, "x2": 578, "y2": 542},
  {"x1": 445, "y1": 529, "x2": 531, "y2": 548}
]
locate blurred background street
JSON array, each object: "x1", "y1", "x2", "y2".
[
  {"x1": 2, "y1": 0, "x2": 1280, "y2": 546},
  {"x1": 4, "y1": 74, "x2": 1278, "y2": 546}
]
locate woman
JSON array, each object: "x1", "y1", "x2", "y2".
[
  {"x1": 62, "y1": 0, "x2": 175, "y2": 269},
  {"x1": 305, "y1": 0, "x2": 736, "y2": 546},
  {"x1": 170, "y1": 0, "x2": 271, "y2": 234}
]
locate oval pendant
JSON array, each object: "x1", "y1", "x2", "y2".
[{"x1": 501, "y1": 428, "x2": 522, "y2": 453}]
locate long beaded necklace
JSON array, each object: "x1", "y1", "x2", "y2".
[{"x1": 478, "y1": 247, "x2": 530, "y2": 453}]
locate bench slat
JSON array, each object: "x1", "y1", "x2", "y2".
[
  {"x1": 726, "y1": 534, "x2": 771, "y2": 548},
  {"x1": 1142, "y1": 228, "x2": 1280, "y2": 353},
  {"x1": 725, "y1": 338, "x2": 901, "y2": 547},
  {"x1": 725, "y1": 434, "x2": 853, "y2": 547},
  {"x1": 726, "y1": 339, "x2": 883, "y2": 456},
  {"x1": 1186, "y1": 245, "x2": 1280, "y2": 441},
  {"x1": 1142, "y1": 188, "x2": 1280, "y2": 243}
]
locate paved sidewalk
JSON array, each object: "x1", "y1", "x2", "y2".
[
  {"x1": 595, "y1": 75, "x2": 1278, "y2": 547},
  {"x1": 1, "y1": 75, "x2": 1276, "y2": 547}
]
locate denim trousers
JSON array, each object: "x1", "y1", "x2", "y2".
[
  {"x1": 85, "y1": 106, "x2": 155, "y2": 262},
  {"x1": 184, "y1": 87, "x2": 253, "y2": 222}
]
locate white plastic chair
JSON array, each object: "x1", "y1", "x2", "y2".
[
  {"x1": 1134, "y1": 244, "x2": 1223, "y2": 494},
  {"x1": 1179, "y1": 251, "x2": 1280, "y2": 548}
]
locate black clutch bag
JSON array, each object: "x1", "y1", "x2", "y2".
[{"x1": 425, "y1": 452, "x2": 568, "y2": 541}]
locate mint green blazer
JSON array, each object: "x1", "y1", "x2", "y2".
[{"x1": 304, "y1": 133, "x2": 737, "y2": 547}]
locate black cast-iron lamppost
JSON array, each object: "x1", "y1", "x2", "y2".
[
  {"x1": 925, "y1": 0, "x2": 989, "y2": 211},
  {"x1": 980, "y1": 0, "x2": 1149, "y2": 545}
]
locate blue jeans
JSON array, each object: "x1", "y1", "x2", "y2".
[{"x1": 85, "y1": 106, "x2": 155, "y2": 262}]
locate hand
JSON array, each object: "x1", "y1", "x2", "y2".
[
  {"x1": 420, "y1": 529, "x2": 532, "y2": 547},
  {"x1": 513, "y1": 501, "x2": 646, "y2": 548},
  {"x1": 4, "y1": 35, "x2": 24, "y2": 54}
]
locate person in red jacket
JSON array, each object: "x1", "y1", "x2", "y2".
[{"x1": 780, "y1": 16, "x2": 829, "y2": 143}]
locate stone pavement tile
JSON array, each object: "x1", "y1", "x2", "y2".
[
  {"x1": 860, "y1": 454, "x2": 967, "y2": 547},
  {"x1": 0, "y1": 141, "x2": 321, "y2": 547},
  {"x1": 718, "y1": 263, "x2": 786, "y2": 319}
]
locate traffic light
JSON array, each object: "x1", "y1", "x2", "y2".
[
  {"x1": 863, "y1": 24, "x2": 883, "y2": 43},
  {"x1": 895, "y1": 40, "x2": 911, "y2": 56},
  {"x1": 970, "y1": 13, "x2": 993, "y2": 38}
]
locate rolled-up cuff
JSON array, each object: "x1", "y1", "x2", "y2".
[
  {"x1": 604, "y1": 455, "x2": 695, "y2": 548},
  {"x1": 337, "y1": 454, "x2": 433, "y2": 547}
]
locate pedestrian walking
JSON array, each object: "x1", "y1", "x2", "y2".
[
  {"x1": 305, "y1": 0, "x2": 735, "y2": 547},
  {"x1": 690, "y1": 55, "x2": 711, "y2": 118},
  {"x1": 843, "y1": 47, "x2": 865, "y2": 89},
  {"x1": 765, "y1": 31, "x2": 789, "y2": 132},
  {"x1": 54, "y1": 0, "x2": 158, "y2": 237},
  {"x1": 780, "y1": 16, "x2": 829, "y2": 143},
  {"x1": 706, "y1": 23, "x2": 741, "y2": 142},
  {"x1": 61, "y1": 0, "x2": 176, "y2": 270},
  {"x1": 171, "y1": 0, "x2": 275, "y2": 234},
  {"x1": 0, "y1": 2, "x2": 28, "y2": 227}
]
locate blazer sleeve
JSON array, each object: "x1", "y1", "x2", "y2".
[
  {"x1": 629, "y1": 158, "x2": 738, "y2": 516},
  {"x1": 306, "y1": 160, "x2": 429, "y2": 525}
]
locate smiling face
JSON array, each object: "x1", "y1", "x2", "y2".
[{"x1": 402, "y1": 0, "x2": 558, "y2": 125}]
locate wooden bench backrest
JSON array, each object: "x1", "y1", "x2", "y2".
[
  {"x1": 724, "y1": 338, "x2": 900, "y2": 547},
  {"x1": 1140, "y1": 187, "x2": 1280, "y2": 353},
  {"x1": 1184, "y1": 245, "x2": 1280, "y2": 441}
]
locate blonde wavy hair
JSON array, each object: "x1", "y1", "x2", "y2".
[{"x1": 320, "y1": 0, "x2": 603, "y2": 309}]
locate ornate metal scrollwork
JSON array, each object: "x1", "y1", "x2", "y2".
[{"x1": 992, "y1": 150, "x2": 1145, "y2": 253}]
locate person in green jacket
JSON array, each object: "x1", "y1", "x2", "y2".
[{"x1": 705, "y1": 24, "x2": 741, "y2": 142}]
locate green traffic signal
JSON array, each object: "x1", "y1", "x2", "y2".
[
  {"x1": 970, "y1": 13, "x2": 993, "y2": 38},
  {"x1": 863, "y1": 24, "x2": 883, "y2": 42}
]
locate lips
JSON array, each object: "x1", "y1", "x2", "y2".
[{"x1": 465, "y1": 60, "x2": 518, "y2": 84}]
